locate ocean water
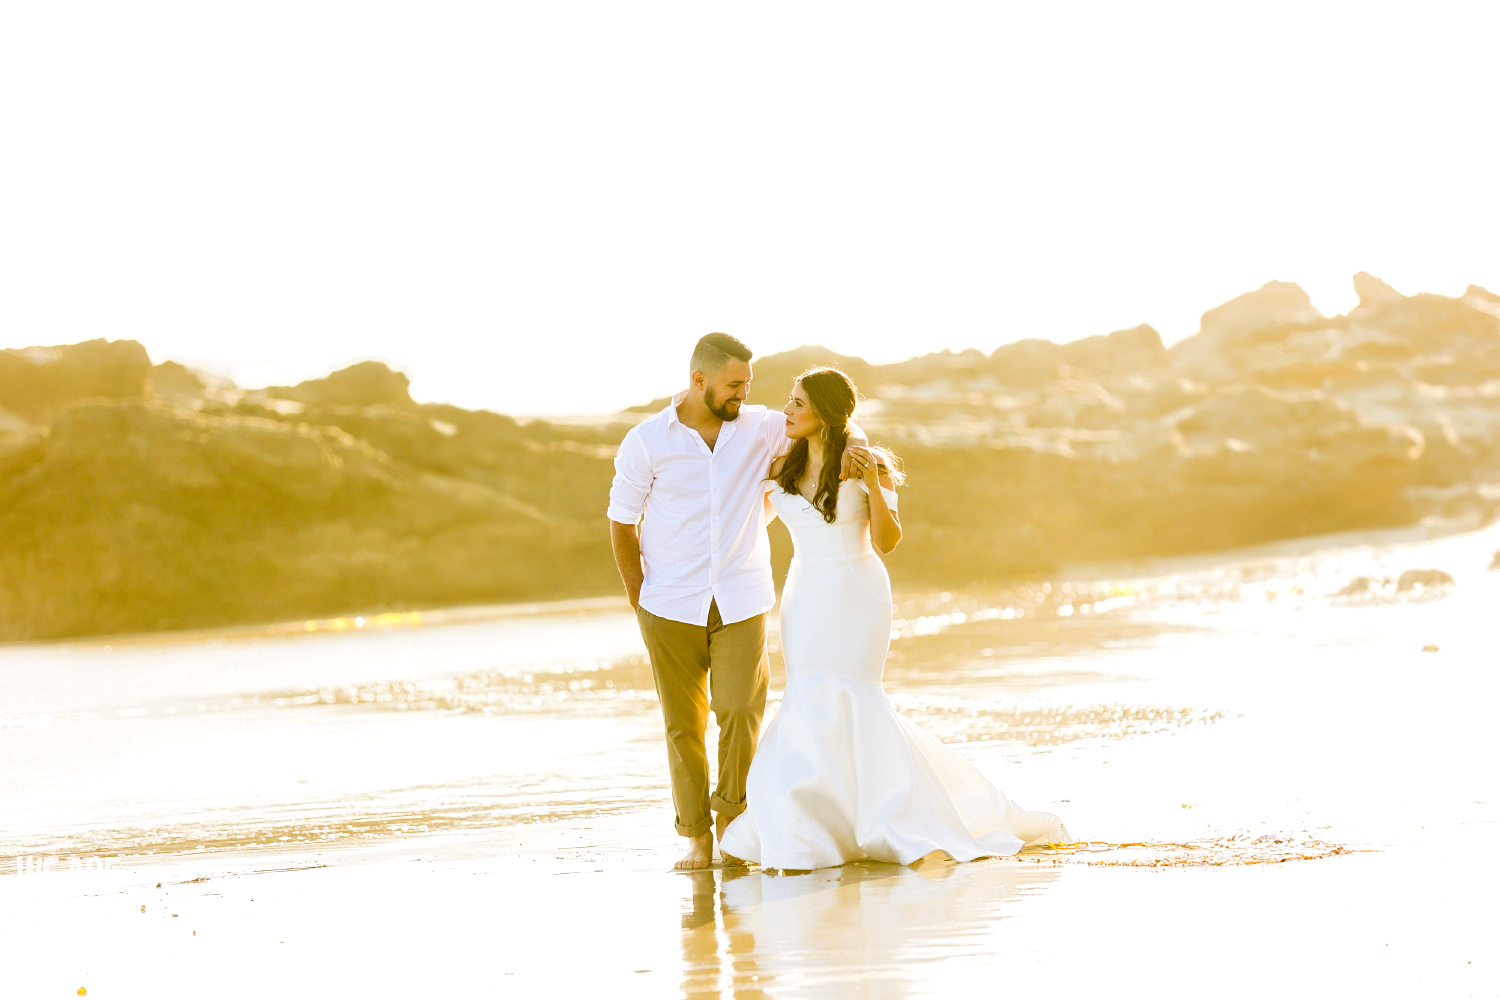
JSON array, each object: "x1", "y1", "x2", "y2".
[{"x1": 3, "y1": 518, "x2": 1495, "y2": 865}]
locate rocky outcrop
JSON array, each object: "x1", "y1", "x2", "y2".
[
  {"x1": 267, "y1": 360, "x2": 414, "y2": 408},
  {"x1": 986, "y1": 338, "x2": 1067, "y2": 387},
  {"x1": 0, "y1": 339, "x2": 152, "y2": 421},
  {"x1": 1167, "y1": 385, "x2": 1423, "y2": 475},
  {"x1": 10, "y1": 270, "x2": 1500, "y2": 641},
  {"x1": 979, "y1": 325, "x2": 1167, "y2": 388},
  {"x1": 1169, "y1": 281, "x2": 1326, "y2": 383},
  {"x1": 0, "y1": 361, "x2": 622, "y2": 641},
  {"x1": 40, "y1": 399, "x2": 399, "y2": 499},
  {"x1": 750, "y1": 327, "x2": 1168, "y2": 403},
  {"x1": 768, "y1": 272, "x2": 1500, "y2": 582},
  {"x1": 1354, "y1": 272, "x2": 1405, "y2": 309},
  {"x1": 1396, "y1": 569, "x2": 1454, "y2": 592},
  {"x1": 1059, "y1": 324, "x2": 1168, "y2": 377},
  {"x1": 150, "y1": 361, "x2": 215, "y2": 405},
  {"x1": 854, "y1": 377, "x2": 1430, "y2": 584},
  {"x1": 746, "y1": 346, "x2": 881, "y2": 408},
  {"x1": 1464, "y1": 285, "x2": 1500, "y2": 313},
  {"x1": 1200, "y1": 280, "x2": 1325, "y2": 339}
]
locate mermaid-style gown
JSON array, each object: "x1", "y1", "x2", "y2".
[{"x1": 720, "y1": 480, "x2": 1070, "y2": 870}]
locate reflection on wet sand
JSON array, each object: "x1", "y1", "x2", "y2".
[
  {"x1": 2, "y1": 517, "x2": 1498, "y2": 996},
  {"x1": 252, "y1": 653, "x2": 659, "y2": 716},
  {"x1": 677, "y1": 860, "x2": 1058, "y2": 999}
]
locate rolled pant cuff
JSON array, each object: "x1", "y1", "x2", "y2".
[
  {"x1": 676, "y1": 815, "x2": 713, "y2": 838},
  {"x1": 710, "y1": 794, "x2": 746, "y2": 820}
]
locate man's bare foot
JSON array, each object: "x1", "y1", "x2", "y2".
[{"x1": 674, "y1": 832, "x2": 713, "y2": 870}]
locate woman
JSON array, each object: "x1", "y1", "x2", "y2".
[{"x1": 720, "y1": 367, "x2": 1070, "y2": 870}]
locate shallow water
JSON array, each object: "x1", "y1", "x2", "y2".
[{"x1": 3, "y1": 518, "x2": 1498, "y2": 996}]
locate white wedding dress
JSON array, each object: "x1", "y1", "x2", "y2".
[{"x1": 720, "y1": 479, "x2": 1070, "y2": 870}]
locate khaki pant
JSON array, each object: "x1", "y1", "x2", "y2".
[{"x1": 635, "y1": 601, "x2": 769, "y2": 837}]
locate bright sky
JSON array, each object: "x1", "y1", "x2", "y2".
[{"x1": 3, "y1": 2, "x2": 1498, "y2": 415}]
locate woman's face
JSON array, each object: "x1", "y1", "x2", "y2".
[{"x1": 782, "y1": 381, "x2": 823, "y2": 441}]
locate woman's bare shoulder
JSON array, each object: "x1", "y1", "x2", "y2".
[{"x1": 769, "y1": 455, "x2": 787, "y2": 478}]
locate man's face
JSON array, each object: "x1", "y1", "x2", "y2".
[{"x1": 699, "y1": 359, "x2": 752, "y2": 421}]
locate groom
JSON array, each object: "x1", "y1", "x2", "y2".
[{"x1": 608, "y1": 333, "x2": 863, "y2": 869}]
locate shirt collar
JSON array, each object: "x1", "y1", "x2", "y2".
[
  {"x1": 665, "y1": 388, "x2": 740, "y2": 448},
  {"x1": 664, "y1": 389, "x2": 688, "y2": 427}
]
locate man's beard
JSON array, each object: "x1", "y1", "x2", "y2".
[{"x1": 705, "y1": 389, "x2": 742, "y2": 421}]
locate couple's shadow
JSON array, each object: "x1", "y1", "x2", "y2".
[{"x1": 677, "y1": 856, "x2": 1057, "y2": 999}]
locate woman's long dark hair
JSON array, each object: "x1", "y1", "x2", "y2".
[{"x1": 775, "y1": 366, "x2": 903, "y2": 523}]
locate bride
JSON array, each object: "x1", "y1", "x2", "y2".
[{"x1": 719, "y1": 366, "x2": 1070, "y2": 871}]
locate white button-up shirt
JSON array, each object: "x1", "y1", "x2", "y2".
[{"x1": 607, "y1": 390, "x2": 791, "y2": 627}]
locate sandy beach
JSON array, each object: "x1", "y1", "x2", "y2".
[{"x1": 4, "y1": 518, "x2": 1497, "y2": 998}]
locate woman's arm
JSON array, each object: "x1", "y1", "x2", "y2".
[{"x1": 847, "y1": 445, "x2": 901, "y2": 553}]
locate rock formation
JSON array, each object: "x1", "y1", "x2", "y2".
[
  {"x1": 0, "y1": 359, "x2": 625, "y2": 640},
  {"x1": 1169, "y1": 281, "x2": 1326, "y2": 384},
  {"x1": 1353, "y1": 272, "x2": 1405, "y2": 309},
  {"x1": 4, "y1": 270, "x2": 1500, "y2": 641},
  {"x1": 267, "y1": 360, "x2": 415, "y2": 408},
  {"x1": 0, "y1": 339, "x2": 152, "y2": 421}
]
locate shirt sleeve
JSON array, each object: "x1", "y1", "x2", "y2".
[
  {"x1": 758, "y1": 409, "x2": 792, "y2": 458},
  {"x1": 606, "y1": 429, "x2": 653, "y2": 524}
]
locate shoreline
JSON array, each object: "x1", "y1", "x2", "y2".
[
  {"x1": 8, "y1": 511, "x2": 1492, "y2": 653},
  {"x1": 1, "y1": 595, "x2": 635, "y2": 651}
]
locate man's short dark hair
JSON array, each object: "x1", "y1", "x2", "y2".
[{"x1": 690, "y1": 332, "x2": 753, "y2": 376}]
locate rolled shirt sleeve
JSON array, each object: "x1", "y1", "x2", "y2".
[
  {"x1": 606, "y1": 429, "x2": 653, "y2": 524},
  {"x1": 758, "y1": 408, "x2": 792, "y2": 459}
]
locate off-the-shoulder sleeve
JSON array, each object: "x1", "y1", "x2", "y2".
[
  {"x1": 855, "y1": 479, "x2": 899, "y2": 510},
  {"x1": 606, "y1": 429, "x2": 653, "y2": 524}
]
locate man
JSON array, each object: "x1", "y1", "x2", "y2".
[{"x1": 607, "y1": 333, "x2": 864, "y2": 869}]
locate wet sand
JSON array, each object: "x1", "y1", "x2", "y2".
[{"x1": 3, "y1": 518, "x2": 1498, "y2": 997}]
